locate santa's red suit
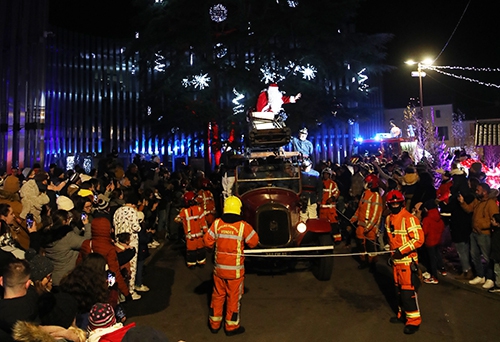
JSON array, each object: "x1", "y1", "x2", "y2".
[{"x1": 256, "y1": 83, "x2": 298, "y2": 113}]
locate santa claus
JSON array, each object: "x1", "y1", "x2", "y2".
[{"x1": 256, "y1": 83, "x2": 301, "y2": 113}]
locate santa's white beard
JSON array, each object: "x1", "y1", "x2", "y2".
[{"x1": 267, "y1": 89, "x2": 284, "y2": 113}]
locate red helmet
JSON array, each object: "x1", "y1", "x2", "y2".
[
  {"x1": 386, "y1": 190, "x2": 405, "y2": 203},
  {"x1": 364, "y1": 174, "x2": 379, "y2": 189},
  {"x1": 183, "y1": 191, "x2": 196, "y2": 205}
]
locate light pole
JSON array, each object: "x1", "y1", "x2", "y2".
[{"x1": 405, "y1": 58, "x2": 433, "y2": 117}]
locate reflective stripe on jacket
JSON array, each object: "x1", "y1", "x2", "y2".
[
  {"x1": 386, "y1": 208, "x2": 424, "y2": 264},
  {"x1": 176, "y1": 205, "x2": 208, "y2": 237},
  {"x1": 203, "y1": 218, "x2": 259, "y2": 279}
]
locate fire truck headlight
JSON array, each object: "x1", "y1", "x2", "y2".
[{"x1": 297, "y1": 222, "x2": 307, "y2": 234}]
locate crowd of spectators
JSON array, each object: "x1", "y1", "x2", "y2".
[
  {"x1": 1, "y1": 146, "x2": 500, "y2": 340},
  {"x1": 0, "y1": 154, "x2": 201, "y2": 341}
]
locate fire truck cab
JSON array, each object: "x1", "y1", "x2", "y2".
[{"x1": 352, "y1": 133, "x2": 417, "y2": 160}]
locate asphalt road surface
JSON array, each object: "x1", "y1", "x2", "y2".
[{"x1": 125, "y1": 242, "x2": 500, "y2": 342}]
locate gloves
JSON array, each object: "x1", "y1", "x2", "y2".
[
  {"x1": 186, "y1": 233, "x2": 192, "y2": 240},
  {"x1": 392, "y1": 249, "x2": 404, "y2": 259}
]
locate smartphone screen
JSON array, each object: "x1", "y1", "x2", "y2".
[
  {"x1": 26, "y1": 213, "x2": 34, "y2": 228},
  {"x1": 81, "y1": 213, "x2": 87, "y2": 221}
]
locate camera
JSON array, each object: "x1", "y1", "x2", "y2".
[
  {"x1": 26, "y1": 213, "x2": 34, "y2": 228},
  {"x1": 107, "y1": 270, "x2": 116, "y2": 287}
]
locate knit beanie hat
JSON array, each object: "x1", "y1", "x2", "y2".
[
  {"x1": 3, "y1": 175, "x2": 20, "y2": 193},
  {"x1": 56, "y1": 196, "x2": 74, "y2": 211},
  {"x1": 97, "y1": 194, "x2": 110, "y2": 211},
  {"x1": 88, "y1": 303, "x2": 116, "y2": 332},
  {"x1": 25, "y1": 249, "x2": 54, "y2": 282}
]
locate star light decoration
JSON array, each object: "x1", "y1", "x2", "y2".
[
  {"x1": 182, "y1": 73, "x2": 211, "y2": 90},
  {"x1": 232, "y1": 88, "x2": 245, "y2": 115},
  {"x1": 210, "y1": 4, "x2": 228, "y2": 23},
  {"x1": 154, "y1": 52, "x2": 166, "y2": 72},
  {"x1": 276, "y1": 0, "x2": 299, "y2": 7},
  {"x1": 299, "y1": 64, "x2": 317, "y2": 80}
]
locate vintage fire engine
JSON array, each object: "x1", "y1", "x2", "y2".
[{"x1": 232, "y1": 111, "x2": 334, "y2": 281}]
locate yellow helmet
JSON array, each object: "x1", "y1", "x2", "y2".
[{"x1": 224, "y1": 196, "x2": 242, "y2": 215}]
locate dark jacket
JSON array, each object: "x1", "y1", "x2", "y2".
[{"x1": 440, "y1": 174, "x2": 473, "y2": 243}]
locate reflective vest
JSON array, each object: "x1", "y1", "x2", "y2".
[
  {"x1": 197, "y1": 189, "x2": 217, "y2": 215},
  {"x1": 319, "y1": 179, "x2": 340, "y2": 223},
  {"x1": 385, "y1": 208, "x2": 424, "y2": 265},
  {"x1": 176, "y1": 205, "x2": 207, "y2": 238},
  {"x1": 203, "y1": 218, "x2": 259, "y2": 279},
  {"x1": 351, "y1": 190, "x2": 383, "y2": 235}
]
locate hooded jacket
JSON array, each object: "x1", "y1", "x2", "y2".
[
  {"x1": 77, "y1": 217, "x2": 130, "y2": 297},
  {"x1": 460, "y1": 189, "x2": 499, "y2": 235},
  {"x1": 422, "y1": 208, "x2": 445, "y2": 247},
  {"x1": 19, "y1": 179, "x2": 49, "y2": 223}
]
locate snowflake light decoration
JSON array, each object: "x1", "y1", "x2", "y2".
[
  {"x1": 299, "y1": 64, "x2": 317, "y2": 80},
  {"x1": 214, "y1": 43, "x2": 228, "y2": 58},
  {"x1": 260, "y1": 65, "x2": 276, "y2": 84},
  {"x1": 232, "y1": 88, "x2": 245, "y2": 115},
  {"x1": 210, "y1": 4, "x2": 228, "y2": 23},
  {"x1": 154, "y1": 52, "x2": 166, "y2": 72},
  {"x1": 285, "y1": 61, "x2": 300, "y2": 75},
  {"x1": 192, "y1": 73, "x2": 211, "y2": 89},
  {"x1": 181, "y1": 78, "x2": 191, "y2": 88}
]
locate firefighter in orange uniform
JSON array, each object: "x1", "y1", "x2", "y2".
[
  {"x1": 203, "y1": 196, "x2": 259, "y2": 336},
  {"x1": 385, "y1": 190, "x2": 425, "y2": 335},
  {"x1": 175, "y1": 191, "x2": 208, "y2": 268},
  {"x1": 350, "y1": 174, "x2": 383, "y2": 270},
  {"x1": 319, "y1": 168, "x2": 341, "y2": 242},
  {"x1": 197, "y1": 178, "x2": 217, "y2": 226}
]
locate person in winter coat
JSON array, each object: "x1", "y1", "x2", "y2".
[
  {"x1": 19, "y1": 174, "x2": 50, "y2": 224},
  {"x1": 409, "y1": 171, "x2": 436, "y2": 212},
  {"x1": 43, "y1": 209, "x2": 91, "y2": 286},
  {"x1": 77, "y1": 217, "x2": 131, "y2": 303},
  {"x1": 203, "y1": 196, "x2": 259, "y2": 336},
  {"x1": 175, "y1": 191, "x2": 208, "y2": 268},
  {"x1": 421, "y1": 200, "x2": 446, "y2": 284},
  {"x1": 459, "y1": 182, "x2": 499, "y2": 289},
  {"x1": 439, "y1": 169, "x2": 474, "y2": 279}
]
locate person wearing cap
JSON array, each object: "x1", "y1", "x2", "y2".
[
  {"x1": 319, "y1": 168, "x2": 341, "y2": 242},
  {"x1": 203, "y1": 196, "x2": 259, "y2": 336},
  {"x1": 291, "y1": 127, "x2": 314, "y2": 162},
  {"x1": 175, "y1": 191, "x2": 208, "y2": 268},
  {"x1": 25, "y1": 248, "x2": 54, "y2": 295},
  {"x1": 86, "y1": 303, "x2": 136, "y2": 342}
]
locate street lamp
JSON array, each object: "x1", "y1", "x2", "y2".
[{"x1": 405, "y1": 58, "x2": 433, "y2": 117}]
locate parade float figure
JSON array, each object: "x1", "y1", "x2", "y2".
[{"x1": 252, "y1": 84, "x2": 301, "y2": 129}]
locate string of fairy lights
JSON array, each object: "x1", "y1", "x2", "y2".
[{"x1": 424, "y1": 65, "x2": 500, "y2": 89}]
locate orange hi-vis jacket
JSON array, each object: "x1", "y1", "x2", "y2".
[
  {"x1": 385, "y1": 208, "x2": 425, "y2": 265},
  {"x1": 319, "y1": 179, "x2": 340, "y2": 223},
  {"x1": 176, "y1": 205, "x2": 208, "y2": 241},
  {"x1": 351, "y1": 190, "x2": 383, "y2": 240},
  {"x1": 197, "y1": 189, "x2": 217, "y2": 215},
  {"x1": 204, "y1": 218, "x2": 259, "y2": 280}
]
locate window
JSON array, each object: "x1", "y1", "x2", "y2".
[
  {"x1": 437, "y1": 126, "x2": 449, "y2": 140},
  {"x1": 435, "y1": 110, "x2": 441, "y2": 118}
]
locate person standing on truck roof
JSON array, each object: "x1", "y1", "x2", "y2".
[
  {"x1": 203, "y1": 196, "x2": 259, "y2": 337},
  {"x1": 291, "y1": 127, "x2": 314, "y2": 162},
  {"x1": 389, "y1": 119, "x2": 402, "y2": 138}
]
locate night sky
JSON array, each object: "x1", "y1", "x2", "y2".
[{"x1": 49, "y1": 0, "x2": 500, "y2": 118}]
